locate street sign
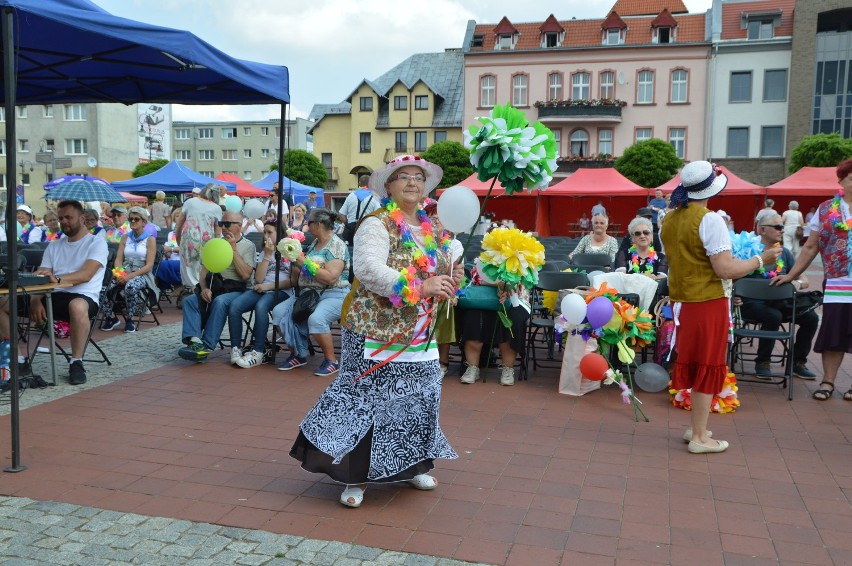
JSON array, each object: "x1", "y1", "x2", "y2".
[
  {"x1": 35, "y1": 152, "x2": 53, "y2": 164},
  {"x1": 53, "y1": 158, "x2": 72, "y2": 169}
]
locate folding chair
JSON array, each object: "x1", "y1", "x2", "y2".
[
  {"x1": 730, "y1": 278, "x2": 797, "y2": 400},
  {"x1": 570, "y1": 253, "x2": 613, "y2": 269},
  {"x1": 526, "y1": 271, "x2": 589, "y2": 373}
]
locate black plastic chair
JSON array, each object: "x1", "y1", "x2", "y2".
[
  {"x1": 570, "y1": 253, "x2": 613, "y2": 269},
  {"x1": 730, "y1": 278, "x2": 797, "y2": 400},
  {"x1": 526, "y1": 271, "x2": 590, "y2": 373}
]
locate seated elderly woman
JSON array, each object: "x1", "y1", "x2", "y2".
[
  {"x1": 83, "y1": 209, "x2": 107, "y2": 239},
  {"x1": 100, "y1": 207, "x2": 159, "y2": 333},
  {"x1": 231, "y1": 222, "x2": 292, "y2": 368},
  {"x1": 457, "y1": 261, "x2": 530, "y2": 387},
  {"x1": 614, "y1": 216, "x2": 668, "y2": 280},
  {"x1": 41, "y1": 210, "x2": 63, "y2": 242},
  {"x1": 272, "y1": 208, "x2": 351, "y2": 376},
  {"x1": 568, "y1": 213, "x2": 619, "y2": 263}
]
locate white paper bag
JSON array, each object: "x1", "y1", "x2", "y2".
[{"x1": 559, "y1": 334, "x2": 602, "y2": 396}]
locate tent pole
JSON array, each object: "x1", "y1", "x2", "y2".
[
  {"x1": 3, "y1": 6, "x2": 26, "y2": 473},
  {"x1": 271, "y1": 102, "x2": 287, "y2": 364}
]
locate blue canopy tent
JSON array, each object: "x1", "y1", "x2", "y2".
[
  {"x1": 255, "y1": 172, "x2": 325, "y2": 207},
  {"x1": 113, "y1": 161, "x2": 237, "y2": 193},
  {"x1": 0, "y1": 0, "x2": 290, "y2": 471}
]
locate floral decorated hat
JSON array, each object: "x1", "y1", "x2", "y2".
[
  {"x1": 369, "y1": 154, "x2": 443, "y2": 200},
  {"x1": 677, "y1": 161, "x2": 728, "y2": 201}
]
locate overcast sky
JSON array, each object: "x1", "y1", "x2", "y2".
[{"x1": 92, "y1": 0, "x2": 712, "y2": 122}]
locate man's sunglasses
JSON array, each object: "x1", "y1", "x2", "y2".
[
  {"x1": 218, "y1": 221, "x2": 239, "y2": 227},
  {"x1": 761, "y1": 224, "x2": 784, "y2": 230}
]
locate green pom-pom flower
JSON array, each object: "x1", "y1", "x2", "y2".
[{"x1": 463, "y1": 104, "x2": 558, "y2": 194}]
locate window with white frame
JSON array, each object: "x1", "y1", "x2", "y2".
[
  {"x1": 497, "y1": 34, "x2": 513, "y2": 49},
  {"x1": 760, "y1": 126, "x2": 784, "y2": 157},
  {"x1": 222, "y1": 149, "x2": 237, "y2": 160},
  {"x1": 727, "y1": 127, "x2": 749, "y2": 157},
  {"x1": 175, "y1": 128, "x2": 190, "y2": 140},
  {"x1": 599, "y1": 71, "x2": 615, "y2": 99},
  {"x1": 763, "y1": 69, "x2": 787, "y2": 101},
  {"x1": 670, "y1": 70, "x2": 688, "y2": 103},
  {"x1": 571, "y1": 73, "x2": 590, "y2": 100},
  {"x1": 64, "y1": 138, "x2": 87, "y2": 154},
  {"x1": 199, "y1": 149, "x2": 214, "y2": 160},
  {"x1": 64, "y1": 104, "x2": 87, "y2": 121},
  {"x1": 199, "y1": 170, "x2": 214, "y2": 177},
  {"x1": 42, "y1": 105, "x2": 54, "y2": 118},
  {"x1": 19, "y1": 139, "x2": 29, "y2": 152},
  {"x1": 747, "y1": 19, "x2": 774, "y2": 40},
  {"x1": 598, "y1": 129, "x2": 613, "y2": 155},
  {"x1": 261, "y1": 149, "x2": 270, "y2": 159},
  {"x1": 637, "y1": 71, "x2": 654, "y2": 104},
  {"x1": 548, "y1": 73, "x2": 562, "y2": 100},
  {"x1": 635, "y1": 128, "x2": 652, "y2": 142},
  {"x1": 606, "y1": 29, "x2": 621, "y2": 45},
  {"x1": 512, "y1": 74, "x2": 528, "y2": 106},
  {"x1": 655, "y1": 26, "x2": 673, "y2": 44},
  {"x1": 261, "y1": 127, "x2": 269, "y2": 136},
  {"x1": 243, "y1": 171, "x2": 252, "y2": 180},
  {"x1": 198, "y1": 128, "x2": 214, "y2": 139},
  {"x1": 729, "y1": 71, "x2": 752, "y2": 102},
  {"x1": 17, "y1": 106, "x2": 27, "y2": 118},
  {"x1": 243, "y1": 127, "x2": 252, "y2": 136},
  {"x1": 570, "y1": 130, "x2": 589, "y2": 157},
  {"x1": 243, "y1": 149, "x2": 252, "y2": 158},
  {"x1": 668, "y1": 128, "x2": 686, "y2": 158},
  {"x1": 544, "y1": 32, "x2": 559, "y2": 48},
  {"x1": 222, "y1": 128, "x2": 237, "y2": 138},
  {"x1": 175, "y1": 149, "x2": 191, "y2": 160},
  {"x1": 552, "y1": 129, "x2": 561, "y2": 154},
  {"x1": 480, "y1": 75, "x2": 495, "y2": 107}
]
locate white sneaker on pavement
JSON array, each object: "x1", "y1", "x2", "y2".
[
  {"x1": 231, "y1": 347, "x2": 243, "y2": 365},
  {"x1": 500, "y1": 365, "x2": 515, "y2": 386},
  {"x1": 235, "y1": 350, "x2": 264, "y2": 369},
  {"x1": 460, "y1": 365, "x2": 480, "y2": 384}
]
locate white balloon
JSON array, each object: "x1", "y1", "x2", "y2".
[
  {"x1": 243, "y1": 199, "x2": 266, "y2": 220},
  {"x1": 560, "y1": 293, "x2": 587, "y2": 325},
  {"x1": 437, "y1": 185, "x2": 480, "y2": 233}
]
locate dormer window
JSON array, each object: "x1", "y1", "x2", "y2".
[
  {"x1": 747, "y1": 19, "x2": 773, "y2": 39},
  {"x1": 743, "y1": 11, "x2": 781, "y2": 40},
  {"x1": 497, "y1": 34, "x2": 513, "y2": 49},
  {"x1": 544, "y1": 32, "x2": 559, "y2": 48},
  {"x1": 539, "y1": 14, "x2": 564, "y2": 49},
  {"x1": 605, "y1": 28, "x2": 622, "y2": 45},
  {"x1": 471, "y1": 34, "x2": 484, "y2": 48},
  {"x1": 493, "y1": 17, "x2": 519, "y2": 51},
  {"x1": 655, "y1": 26, "x2": 672, "y2": 43}
]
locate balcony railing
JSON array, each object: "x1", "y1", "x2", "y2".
[{"x1": 535, "y1": 98, "x2": 625, "y2": 122}]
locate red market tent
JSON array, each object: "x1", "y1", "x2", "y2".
[
  {"x1": 766, "y1": 167, "x2": 840, "y2": 196},
  {"x1": 119, "y1": 192, "x2": 147, "y2": 203},
  {"x1": 547, "y1": 168, "x2": 647, "y2": 195},
  {"x1": 451, "y1": 173, "x2": 539, "y2": 233},
  {"x1": 216, "y1": 173, "x2": 270, "y2": 197}
]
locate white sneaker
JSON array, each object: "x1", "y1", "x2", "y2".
[
  {"x1": 500, "y1": 365, "x2": 515, "y2": 386},
  {"x1": 230, "y1": 347, "x2": 243, "y2": 365},
  {"x1": 235, "y1": 350, "x2": 264, "y2": 369},
  {"x1": 460, "y1": 365, "x2": 480, "y2": 384}
]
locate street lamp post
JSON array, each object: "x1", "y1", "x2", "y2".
[{"x1": 17, "y1": 159, "x2": 33, "y2": 203}]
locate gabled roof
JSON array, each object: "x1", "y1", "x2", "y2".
[
  {"x1": 720, "y1": 0, "x2": 795, "y2": 40},
  {"x1": 494, "y1": 16, "x2": 519, "y2": 35},
  {"x1": 469, "y1": 12, "x2": 706, "y2": 51},
  {"x1": 610, "y1": 0, "x2": 688, "y2": 16},
  {"x1": 308, "y1": 102, "x2": 350, "y2": 123},
  {"x1": 602, "y1": 11, "x2": 628, "y2": 30},
  {"x1": 539, "y1": 14, "x2": 564, "y2": 33},
  {"x1": 651, "y1": 9, "x2": 678, "y2": 28},
  {"x1": 766, "y1": 167, "x2": 841, "y2": 196}
]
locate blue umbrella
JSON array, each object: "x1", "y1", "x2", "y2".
[
  {"x1": 44, "y1": 174, "x2": 110, "y2": 191},
  {"x1": 44, "y1": 179, "x2": 127, "y2": 203}
]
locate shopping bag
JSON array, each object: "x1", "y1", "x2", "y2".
[{"x1": 559, "y1": 334, "x2": 601, "y2": 396}]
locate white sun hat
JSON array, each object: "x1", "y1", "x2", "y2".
[
  {"x1": 677, "y1": 161, "x2": 728, "y2": 201},
  {"x1": 368, "y1": 154, "x2": 443, "y2": 200}
]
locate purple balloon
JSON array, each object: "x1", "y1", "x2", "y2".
[{"x1": 586, "y1": 296, "x2": 614, "y2": 328}]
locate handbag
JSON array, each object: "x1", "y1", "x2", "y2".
[
  {"x1": 292, "y1": 284, "x2": 321, "y2": 323},
  {"x1": 457, "y1": 285, "x2": 501, "y2": 311},
  {"x1": 778, "y1": 290, "x2": 823, "y2": 320},
  {"x1": 795, "y1": 226, "x2": 804, "y2": 239}
]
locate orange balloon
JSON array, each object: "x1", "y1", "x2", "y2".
[{"x1": 579, "y1": 352, "x2": 609, "y2": 381}]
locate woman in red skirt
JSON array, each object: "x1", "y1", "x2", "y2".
[{"x1": 661, "y1": 161, "x2": 781, "y2": 454}]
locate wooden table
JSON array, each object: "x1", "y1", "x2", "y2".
[{"x1": 0, "y1": 282, "x2": 71, "y2": 385}]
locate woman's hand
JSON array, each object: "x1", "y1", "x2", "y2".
[
  {"x1": 451, "y1": 263, "x2": 465, "y2": 286},
  {"x1": 421, "y1": 275, "x2": 455, "y2": 300},
  {"x1": 760, "y1": 245, "x2": 782, "y2": 267},
  {"x1": 263, "y1": 236, "x2": 275, "y2": 254},
  {"x1": 200, "y1": 288, "x2": 213, "y2": 303},
  {"x1": 496, "y1": 281, "x2": 511, "y2": 303},
  {"x1": 253, "y1": 283, "x2": 268, "y2": 292}
]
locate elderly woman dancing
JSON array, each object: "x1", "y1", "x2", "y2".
[
  {"x1": 289, "y1": 155, "x2": 462, "y2": 508},
  {"x1": 661, "y1": 161, "x2": 780, "y2": 454}
]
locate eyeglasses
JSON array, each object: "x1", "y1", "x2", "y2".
[
  {"x1": 128, "y1": 217, "x2": 143, "y2": 223},
  {"x1": 218, "y1": 221, "x2": 239, "y2": 228},
  {"x1": 761, "y1": 224, "x2": 784, "y2": 230},
  {"x1": 633, "y1": 230, "x2": 651, "y2": 237},
  {"x1": 391, "y1": 173, "x2": 426, "y2": 183}
]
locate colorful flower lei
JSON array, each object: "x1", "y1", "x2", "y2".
[
  {"x1": 382, "y1": 198, "x2": 448, "y2": 273},
  {"x1": 42, "y1": 228, "x2": 62, "y2": 242},
  {"x1": 112, "y1": 267, "x2": 127, "y2": 278},
  {"x1": 390, "y1": 265, "x2": 420, "y2": 307},
  {"x1": 301, "y1": 257, "x2": 321, "y2": 279},
  {"x1": 19, "y1": 222, "x2": 37, "y2": 242},
  {"x1": 759, "y1": 253, "x2": 784, "y2": 278},
  {"x1": 628, "y1": 245, "x2": 657, "y2": 274},
  {"x1": 828, "y1": 191, "x2": 852, "y2": 232}
]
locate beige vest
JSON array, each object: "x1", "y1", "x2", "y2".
[
  {"x1": 661, "y1": 204, "x2": 726, "y2": 303},
  {"x1": 341, "y1": 209, "x2": 451, "y2": 342}
]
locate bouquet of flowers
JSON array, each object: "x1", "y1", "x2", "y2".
[{"x1": 277, "y1": 229, "x2": 306, "y2": 262}]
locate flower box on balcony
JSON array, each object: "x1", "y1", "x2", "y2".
[{"x1": 534, "y1": 98, "x2": 626, "y2": 121}]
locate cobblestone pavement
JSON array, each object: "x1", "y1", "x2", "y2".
[{"x1": 0, "y1": 325, "x2": 490, "y2": 565}]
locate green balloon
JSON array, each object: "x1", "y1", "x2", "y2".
[{"x1": 200, "y1": 238, "x2": 233, "y2": 273}]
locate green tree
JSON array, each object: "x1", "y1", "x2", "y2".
[
  {"x1": 789, "y1": 133, "x2": 852, "y2": 173},
  {"x1": 269, "y1": 150, "x2": 327, "y2": 188},
  {"x1": 421, "y1": 141, "x2": 474, "y2": 189},
  {"x1": 131, "y1": 159, "x2": 168, "y2": 178},
  {"x1": 614, "y1": 139, "x2": 682, "y2": 188}
]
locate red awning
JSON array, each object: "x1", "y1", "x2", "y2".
[
  {"x1": 119, "y1": 192, "x2": 147, "y2": 203},
  {"x1": 547, "y1": 168, "x2": 648, "y2": 196},
  {"x1": 655, "y1": 165, "x2": 765, "y2": 195},
  {"x1": 216, "y1": 173, "x2": 270, "y2": 197},
  {"x1": 766, "y1": 167, "x2": 840, "y2": 196},
  {"x1": 453, "y1": 173, "x2": 537, "y2": 197}
]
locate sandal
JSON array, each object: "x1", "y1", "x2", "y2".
[
  {"x1": 844, "y1": 390, "x2": 852, "y2": 402},
  {"x1": 813, "y1": 381, "x2": 835, "y2": 401},
  {"x1": 340, "y1": 485, "x2": 366, "y2": 508}
]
